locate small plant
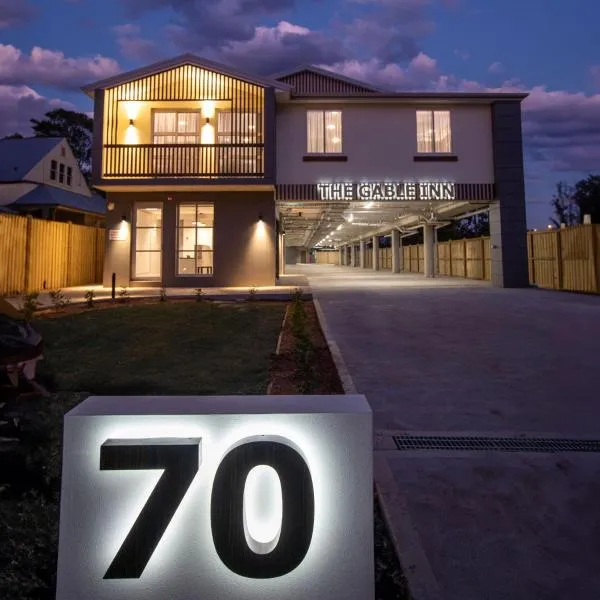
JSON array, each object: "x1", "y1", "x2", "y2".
[
  {"x1": 292, "y1": 287, "x2": 303, "y2": 303},
  {"x1": 84, "y1": 289, "x2": 95, "y2": 308},
  {"x1": 159, "y1": 287, "x2": 167, "y2": 302},
  {"x1": 20, "y1": 292, "x2": 39, "y2": 321},
  {"x1": 195, "y1": 288, "x2": 204, "y2": 302},
  {"x1": 48, "y1": 289, "x2": 71, "y2": 311},
  {"x1": 247, "y1": 287, "x2": 257, "y2": 302},
  {"x1": 118, "y1": 286, "x2": 130, "y2": 303}
]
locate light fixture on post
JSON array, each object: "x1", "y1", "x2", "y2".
[
  {"x1": 258, "y1": 214, "x2": 264, "y2": 222},
  {"x1": 121, "y1": 214, "x2": 128, "y2": 223}
]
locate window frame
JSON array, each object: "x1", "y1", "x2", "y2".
[
  {"x1": 151, "y1": 109, "x2": 202, "y2": 145},
  {"x1": 66, "y1": 166, "x2": 73, "y2": 186},
  {"x1": 176, "y1": 203, "x2": 214, "y2": 277},
  {"x1": 58, "y1": 163, "x2": 65, "y2": 183},
  {"x1": 415, "y1": 109, "x2": 453, "y2": 155},
  {"x1": 50, "y1": 160, "x2": 57, "y2": 181},
  {"x1": 305, "y1": 109, "x2": 344, "y2": 155},
  {"x1": 132, "y1": 202, "x2": 163, "y2": 281}
]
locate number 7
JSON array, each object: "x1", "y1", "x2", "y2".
[{"x1": 100, "y1": 439, "x2": 201, "y2": 579}]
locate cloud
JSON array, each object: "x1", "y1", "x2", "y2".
[
  {"x1": 0, "y1": 85, "x2": 74, "y2": 138},
  {"x1": 0, "y1": 0, "x2": 37, "y2": 28},
  {"x1": 454, "y1": 49, "x2": 470, "y2": 60},
  {"x1": 488, "y1": 61, "x2": 503, "y2": 73},
  {"x1": 112, "y1": 23, "x2": 160, "y2": 61},
  {"x1": 0, "y1": 45, "x2": 121, "y2": 90}
]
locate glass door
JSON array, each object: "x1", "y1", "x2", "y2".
[{"x1": 134, "y1": 202, "x2": 163, "y2": 279}]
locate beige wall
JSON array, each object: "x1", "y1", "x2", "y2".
[
  {"x1": 27, "y1": 140, "x2": 91, "y2": 196},
  {"x1": 103, "y1": 190, "x2": 276, "y2": 288},
  {"x1": 275, "y1": 102, "x2": 495, "y2": 183}
]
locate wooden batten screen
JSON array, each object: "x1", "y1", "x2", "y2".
[
  {"x1": 314, "y1": 250, "x2": 340, "y2": 265},
  {"x1": 0, "y1": 214, "x2": 105, "y2": 295}
]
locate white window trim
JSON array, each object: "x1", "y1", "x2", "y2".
[
  {"x1": 176, "y1": 203, "x2": 215, "y2": 277},
  {"x1": 132, "y1": 202, "x2": 163, "y2": 281},
  {"x1": 416, "y1": 109, "x2": 453, "y2": 155}
]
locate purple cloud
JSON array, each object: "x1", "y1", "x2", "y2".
[
  {"x1": 0, "y1": 44, "x2": 121, "y2": 90},
  {"x1": 0, "y1": 0, "x2": 37, "y2": 29},
  {"x1": 112, "y1": 24, "x2": 161, "y2": 61}
]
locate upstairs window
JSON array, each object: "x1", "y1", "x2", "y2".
[
  {"x1": 66, "y1": 166, "x2": 73, "y2": 186},
  {"x1": 416, "y1": 110, "x2": 452, "y2": 153},
  {"x1": 59, "y1": 163, "x2": 65, "y2": 183},
  {"x1": 307, "y1": 110, "x2": 342, "y2": 154},
  {"x1": 50, "y1": 160, "x2": 57, "y2": 181},
  {"x1": 152, "y1": 111, "x2": 200, "y2": 144}
]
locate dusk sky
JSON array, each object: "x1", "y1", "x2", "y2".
[{"x1": 1, "y1": 0, "x2": 598, "y2": 227}]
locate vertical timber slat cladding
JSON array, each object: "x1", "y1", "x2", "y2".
[{"x1": 277, "y1": 70, "x2": 380, "y2": 96}]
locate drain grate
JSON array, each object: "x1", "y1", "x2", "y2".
[{"x1": 393, "y1": 436, "x2": 600, "y2": 453}]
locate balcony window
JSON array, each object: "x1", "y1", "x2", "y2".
[
  {"x1": 177, "y1": 204, "x2": 214, "y2": 276},
  {"x1": 306, "y1": 110, "x2": 342, "y2": 154},
  {"x1": 416, "y1": 110, "x2": 452, "y2": 153},
  {"x1": 134, "y1": 203, "x2": 162, "y2": 279},
  {"x1": 153, "y1": 111, "x2": 200, "y2": 144}
]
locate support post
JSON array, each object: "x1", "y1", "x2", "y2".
[
  {"x1": 391, "y1": 230, "x2": 401, "y2": 273},
  {"x1": 351, "y1": 244, "x2": 356, "y2": 267},
  {"x1": 360, "y1": 240, "x2": 366, "y2": 268},
  {"x1": 424, "y1": 224, "x2": 435, "y2": 278},
  {"x1": 339, "y1": 247, "x2": 345, "y2": 266},
  {"x1": 372, "y1": 236, "x2": 379, "y2": 271},
  {"x1": 111, "y1": 273, "x2": 116, "y2": 300}
]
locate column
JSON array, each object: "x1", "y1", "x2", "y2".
[
  {"x1": 372, "y1": 235, "x2": 379, "y2": 271},
  {"x1": 423, "y1": 224, "x2": 435, "y2": 278},
  {"x1": 339, "y1": 247, "x2": 345, "y2": 266},
  {"x1": 350, "y1": 244, "x2": 356, "y2": 267},
  {"x1": 391, "y1": 229, "x2": 402, "y2": 274},
  {"x1": 489, "y1": 101, "x2": 529, "y2": 288},
  {"x1": 359, "y1": 240, "x2": 366, "y2": 268}
]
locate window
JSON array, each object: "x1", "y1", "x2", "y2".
[
  {"x1": 60, "y1": 147, "x2": 66, "y2": 157},
  {"x1": 66, "y1": 166, "x2": 72, "y2": 186},
  {"x1": 50, "y1": 160, "x2": 57, "y2": 181},
  {"x1": 59, "y1": 163, "x2": 65, "y2": 183},
  {"x1": 416, "y1": 110, "x2": 452, "y2": 153},
  {"x1": 217, "y1": 111, "x2": 260, "y2": 174},
  {"x1": 152, "y1": 111, "x2": 200, "y2": 145},
  {"x1": 177, "y1": 204, "x2": 214, "y2": 276},
  {"x1": 306, "y1": 110, "x2": 342, "y2": 154},
  {"x1": 134, "y1": 203, "x2": 162, "y2": 279}
]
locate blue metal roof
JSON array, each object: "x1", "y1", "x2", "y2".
[
  {"x1": 13, "y1": 185, "x2": 106, "y2": 215},
  {"x1": 0, "y1": 137, "x2": 63, "y2": 182}
]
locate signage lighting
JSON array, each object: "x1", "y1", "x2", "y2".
[
  {"x1": 317, "y1": 181, "x2": 456, "y2": 202},
  {"x1": 56, "y1": 395, "x2": 373, "y2": 600}
]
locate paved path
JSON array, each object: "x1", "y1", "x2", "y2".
[{"x1": 295, "y1": 263, "x2": 600, "y2": 600}]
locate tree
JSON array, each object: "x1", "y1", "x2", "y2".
[
  {"x1": 30, "y1": 109, "x2": 93, "y2": 180},
  {"x1": 437, "y1": 213, "x2": 489, "y2": 242},
  {"x1": 550, "y1": 181, "x2": 579, "y2": 227},
  {"x1": 573, "y1": 175, "x2": 600, "y2": 224},
  {"x1": 1, "y1": 133, "x2": 24, "y2": 140}
]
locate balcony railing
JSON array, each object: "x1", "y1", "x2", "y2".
[{"x1": 103, "y1": 144, "x2": 265, "y2": 178}]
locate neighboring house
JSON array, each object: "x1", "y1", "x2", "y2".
[
  {"x1": 83, "y1": 53, "x2": 528, "y2": 289},
  {"x1": 0, "y1": 137, "x2": 106, "y2": 226}
]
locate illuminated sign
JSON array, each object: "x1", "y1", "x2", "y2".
[
  {"x1": 56, "y1": 395, "x2": 373, "y2": 600},
  {"x1": 317, "y1": 181, "x2": 456, "y2": 201}
]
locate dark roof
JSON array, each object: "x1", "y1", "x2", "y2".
[
  {"x1": 82, "y1": 54, "x2": 291, "y2": 98},
  {"x1": 0, "y1": 137, "x2": 63, "y2": 182},
  {"x1": 0, "y1": 205, "x2": 16, "y2": 213},
  {"x1": 12, "y1": 185, "x2": 106, "y2": 215}
]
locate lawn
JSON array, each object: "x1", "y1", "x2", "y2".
[{"x1": 35, "y1": 301, "x2": 286, "y2": 395}]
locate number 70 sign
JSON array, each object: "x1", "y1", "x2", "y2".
[{"x1": 56, "y1": 395, "x2": 373, "y2": 600}]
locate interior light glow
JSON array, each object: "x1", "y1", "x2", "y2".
[
  {"x1": 202, "y1": 100, "x2": 216, "y2": 119},
  {"x1": 327, "y1": 124, "x2": 335, "y2": 130},
  {"x1": 243, "y1": 466, "x2": 283, "y2": 555},
  {"x1": 332, "y1": 137, "x2": 340, "y2": 144},
  {"x1": 201, "y1": 123, "x2": 215, "y2": 145}
]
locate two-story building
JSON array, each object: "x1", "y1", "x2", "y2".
[{"x1": 83, "y1": 54, "x2": 529, "y2": 289}]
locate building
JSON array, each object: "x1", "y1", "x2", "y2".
[
  {"x1": 83, "y1": 54, "x2": 529, "y2": 289},
  {"x1": 0, "y1": 137, "x2": 106, "y2": 226}
]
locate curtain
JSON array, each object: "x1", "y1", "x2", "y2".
[
  {"x1": 433, "y1": 111, "x2": 452, "y2": 153},
  {"x1": 307, "y1": 110, "x2": 324, "y2": 153},
  {"x1": 416, "y1": 111, "x2": 434, "y2": 153},
  {"x1": 325, "y1": 111, "x2": 342, "y2": 153}
]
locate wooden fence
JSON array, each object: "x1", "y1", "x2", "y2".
[{"x1": 0, "y1": 214, "x2": 105, "y2": 295}]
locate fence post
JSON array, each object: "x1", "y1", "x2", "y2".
[
  {"x1": 527, "y1": 232, "x2": 535, "y2": 285},
  {"x1": 555, "y1": 229, "x2": 563, "y2": 290},
  {"x1": 24, "y1": 215, "x2": 33, "y2": 293},
  {"x1": 590, "y1": 225, "x2": 599, "y2": 293},
  {"x1": 66, "y1": 221, "x2": 73, "y2": 288}
]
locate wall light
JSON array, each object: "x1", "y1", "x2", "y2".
[
  {"x1": 202, "y1": 100, "x2": 216, "y2": 119},
  {"x1": 125, "y1": 102, "x2": 141, "y2": 121},
  {"x1": 121, "y1": 214, "x2": 128, "y2": 223},
  {"x1": 201, "y1": 121, "x2": 215, "y2": 145},
  {"x1": 107, "y1": 201, "x2": 115, "y2": 212},
  {"x1": 258, "y1": 214, "x2": 264, "y2": 222}
]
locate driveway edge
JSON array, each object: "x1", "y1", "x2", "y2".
[{"x1": 312, "y1": 295, "x2": 357, "y2": 394}]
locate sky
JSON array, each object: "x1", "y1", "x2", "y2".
[{"x1": 1, "y1": 0, "x2": 599, "y2": 227}]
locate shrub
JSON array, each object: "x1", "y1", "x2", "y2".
[
  {"x1": 159, "y1": 287, "x2": 167, "y2": 302},
  {"x1": 195, "y1": 288, "x2": 204, "y2": 302},
  {"x1": 20, "y1": 292, "x2": 39, "y2": 321},
  {"x1": 247, "y1": 287, "x2": 257, "y2": 302},
  {"x1": 118, "y1": 286, "x2": 130, "y2": 303},
  {"x1": 84, "y1": 289, "x2": 95, "y2": 309},
  {"x1": 48, "y1": 289, "x2": 71, "y2": 311}
]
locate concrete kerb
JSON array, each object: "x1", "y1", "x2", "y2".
[
  {"x1": 311, "y1": 290, "x2": 441, "y2": 600},
  {"x1": 311, "y1": 295, "x2": 357, "y2": 394}
]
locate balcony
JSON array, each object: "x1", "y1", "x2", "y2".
[{"x1": 102, "y1": 143, "x2": 264, "y2": 178}]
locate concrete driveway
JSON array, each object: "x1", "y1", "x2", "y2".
[{"x1": 294, "y1": 263, "x2": 600, "y2": 600}]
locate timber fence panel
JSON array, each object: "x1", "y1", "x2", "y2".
[{"x1": 0, "y1": 214, "x2": 28, "y2": 295}]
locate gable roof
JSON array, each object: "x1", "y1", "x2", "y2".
[
  {"x1": 82, "y1": 54, "x2": 291, "y2": 98},
  {"x1": 270, "y1": 65, "x2": 385, "y2": 95},
  {"x1": 13, "y1": 186, "x2": 106, "y2": 215},
  {"x1": 0, "y1": 137, "x2": 63, "y2": 182}
]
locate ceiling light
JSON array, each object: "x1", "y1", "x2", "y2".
[
  {"x1": 365, "y1": 202, "x2": 374, "y2": 209},
  {"x1": 336, "y1": 224, "x2": 342, "y2": 230}
]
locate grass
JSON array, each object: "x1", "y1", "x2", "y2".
[{"x1": 34, "y1": 301, "x2": 286, "y2": 396}]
